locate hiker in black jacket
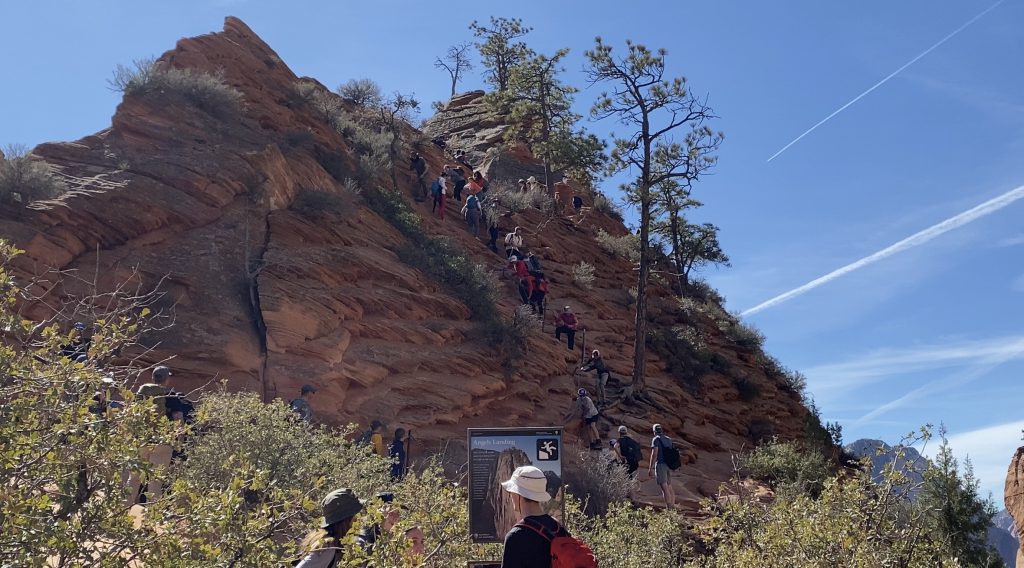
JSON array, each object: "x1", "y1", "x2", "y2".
[
  {"x1": 409, "y1": 151, "x2": 427, "y2": 201},
  {"x1": 578, "y1": 349, "x2": 610, "y2": 406},
  {"x1": 611, "y1": 425, "x2": 642, "y2": 476}
]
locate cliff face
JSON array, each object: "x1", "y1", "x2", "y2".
[
  {"x1": 1006, "y1": 448, "x2": 1024, "y2": 566},
  {"x1": 0, "y1": 17, "x2": 814, "y2": 510}
]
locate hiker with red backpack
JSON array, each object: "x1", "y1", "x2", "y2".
[
  {"x1": 500, "y1": 465, "x2": 596, "y2": 568},
  {"x1": 648, "y1": 423, "x2": 681, "y2": 509},
  {"x1": 527, "y1": 272, "x2": 549, "y2": 314}
]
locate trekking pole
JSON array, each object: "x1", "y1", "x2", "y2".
[
  {"x1": 580, "y1": 328, "x2": 587, "y2": 366},
  {"x1": 541, "y1": 297, "x2": 547, "y2": 333},
  {"x1": 405, "y1": 429, "x2": 413, "y2": 479}
]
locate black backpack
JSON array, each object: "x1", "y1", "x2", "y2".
[
  {"x1": 356, "y1": 429, "x2": 374, "y2": 445},
  {"x1": 657, "y1": 436, "x2": 682, "y2": 470},
  {"x1": 618, "y1": 436, "x2": 642, "y2": 464}
]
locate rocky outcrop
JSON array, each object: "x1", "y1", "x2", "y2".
[
  {"x1": 0, "y1": 17, "x2": 815, "y2": 511},
  {"x1": 1005, "y1": 448, "x2": 1024, "y2": 566}
]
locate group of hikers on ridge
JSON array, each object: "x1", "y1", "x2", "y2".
[{"x1": 64, "y1": 307, "x2": 687, "y2": 565}]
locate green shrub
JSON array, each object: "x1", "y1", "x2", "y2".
[
  {"x1": 572, "y1": 261, "x2": 596, "y2": 289},
  {"x1": 110, "y1": 58, "x2": 244, "y2": 117},
  {"x1": 592, "y1": 192, "x2": 623, "y2": 221},
  {"x1": 687, "y1": 277, "x2": 725, "y2": 304},
  {"x1": 568, "y1": 497, "x2": 691, "y2": 567},
  {"x1": 596, "y1": 229, "x2": 640, "y2": 262},
  {"x1": 647, "y1": 325, "x2": 709, "y2": 393},
  {"x1": 742, "y1": 439, "x2": 829, "y2": 497},
  {"x1": 0, "y1": 145, "x2": 66, "y2": 205}
]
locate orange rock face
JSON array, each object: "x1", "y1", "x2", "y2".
[
  {"x1": 0, "y1": 17, "x2": 813, "y2": 511},
  {"x1": 1006, "y1": 447, "x2": 1024, "y2": 565}
]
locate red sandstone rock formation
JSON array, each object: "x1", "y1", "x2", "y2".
[
  {"x1": 0, "y1": 17, "x2": 814, "y2": 511},
  {"x1": 1006, "y1": 447, "x2": 1024, "y2": 566}
]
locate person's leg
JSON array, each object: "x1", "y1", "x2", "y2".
[
  {"x1": 145, "y1": 443, "x2": 173, "y2": 503},
  {"x1": 589, "y1": 422, "x2": 600, "y2": 443},
  {"x1": 555, "y1": 325, "x2": 564, "y2": 341},
  {"x1": 597, "y1": 372, "x2": 608, "y2": 404},
  {"x1": 567, "y1": 330, "x2": 576, "y2": 350}
]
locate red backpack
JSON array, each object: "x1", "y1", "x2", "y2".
[{"x1": 514, "y1": 517, "x2": 598, "y2": 568}]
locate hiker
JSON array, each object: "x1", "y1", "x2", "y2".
[
  {"x1": 359, "y1": 419, "x2": 386, "y2": 457},
  {"x1": 432, "y1": 172, "x2": 447, "y2": 216},
  {"x1": 527, "y1": 272, "x2": 548, "y2": 314},
  {"x1": 504, "y1": 227, "x2": 523, "y2": 258},
  {"x1": 450, "y1": 166, "x2": 467, "y2": 202},
  {"x1": 554, "y1": 306, "x2": 578, "y2": 351},
  {"x1": 389, "y1": 427, "x2": 409, "y2": 481},
  {"x1": 486, "y1": 214, "x2": 500, "y2": 253},
  {"x1": 571, "y1": 195, "x2": 583, "y2": 216},
  {"x1": 648, "y1": 423, "x2": 677, "y2": 509},
  {"x1": 508, "y1": 255, "x2": 530, "y2": 303},
  {"x1": 526, "y1": 251, "x2": 542, "y2": 273},
  {"x1": 526, "y1": 176, "x2": 540, "y2": 192},
  {"x1": 611, "y1": 425, "x2": 642, "y2": 476},
  {"x1": 409, "y1": 151, "x2": 427, "y2": 202},
  {"x1": 579, "y1": 350, "x2": 610, "y2": 406},
  {"x1": 500, "y1": 465, "x2": 596, "y2": 568},
  {"x1": 126, "y1": 365, "x2": 181, "y2": 505},
  {"x1": 573, "y1": 388, "x2": 601, "y2": 449},
  {"x1": 517, "y1": 178, "x2": 527, "y2": 193},
  {"x1": 431, "y1": 137, "x2": 447, "y2": 150},
  {"x1": 434, "y1": 173, "x2": 448, "y2": 220},
  {"x1": 289, "y1": 384, "x2": 317, "y2": 423},
  {"x1": 295, "y1": 488, "x2": 365, "y2": 567},
  {"x1": 454, "y1": 149, "x2": 470, "y2": 168},
  {"x1": 463, "y1": 192, "x2": 482, "y2": 237},
  {"x1": 59, "y1": 321, "x2": 90, "y2": 362},
  {"x1": 472, "y1": 170, "x2": 489, "y2": 195}
]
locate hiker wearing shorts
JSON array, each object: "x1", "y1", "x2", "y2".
[{"x1": 648, "y1": 423, "x2": 676, "y2": 509}]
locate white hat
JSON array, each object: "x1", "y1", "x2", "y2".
[
  {"x1": 501, "y1": 465, "x2": 551, "y2": 503},
  {"x1": 509, "y1": 255, "x2": 518, "y2": 262},
  {"x1": 618, "y1": 425, "x2": 628, "y2": 434}
]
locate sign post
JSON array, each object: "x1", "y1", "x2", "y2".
[{"x1": 467, "y1": 427, "x2": 563, "y2": 544}]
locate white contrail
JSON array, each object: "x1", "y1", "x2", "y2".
[
  {"x1": 766, "y1": 0, "x2": 1006, "y2": 163},
  {"x1": 741, "y1": 185, "x2": 1024, "y2": 317},
  {"x1": 855, "y1": 337, "x2": 1024, "y2": 425}
]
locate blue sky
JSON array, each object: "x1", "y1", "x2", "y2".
[{"x1": 3, "y1": 1, "x2": 1023, "y2": 498}]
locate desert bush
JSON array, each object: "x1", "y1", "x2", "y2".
[
  {"x1": 0, "y1": 145, "x2": 66, "y2": 205},
  {"x1": 592, "y1": 192, "x2": 623, "y2": 221},
  {"x1": 283, "y1": 128, "x2": 314, "y2": 148},
  {"x1": 110, "y1": 57, "x2": 244, "y2": 117},
  {"x1": 722, "y1": 318, "x2": 765, "y2": 350},
  {"x1": 572, "y1": 261, "x2": 596, "y2": 289},
  {"x1": 568, "y1": 497, "x2": 691, "y2": 567},
  {"x1": 563, "y1": 450, "x2": 637, "y2": 517},
  {"x1": 596, "y1": 229, "x2": 640, "y2": 262},
  {"x1": 742, "y1": 439, "x2": 829, "y2": 498},
  {"x1": 487, "y1": 181, "x2": 553, "y2": 214},
  {"x1": 687, "y1": 277, "x2": 725, "y2": 304},
  {"x1": 646, "y1": 325, "x2": 709, "y2": 393},
  {"x1": 337, "y1": 78, "x2": 383, "y2": 107},
  {"x1": 695, "y1": 452, "x2": 961, "y2": 568},
  {"x1": 731, "y1": 375, "x2": 761, "y2": 401}
]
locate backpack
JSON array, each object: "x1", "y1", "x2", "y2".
[
  {"x1": 430, "y1": 179, "x2": 441, "y2": 196},
  {"x1": 356, "y1": 429, "x2": 374, "y2": 445},
  {"x1": 657, "y1": 436, "x2": 682, "y2": 470},
  {"x1": 515, "y1": 518, "x2": 597, "y2": 568},
  {"x1": 618, "y1": 436, "x2": 643, "y2": 464}
]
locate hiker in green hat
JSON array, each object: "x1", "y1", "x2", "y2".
[{"x1": 295, "y1": 488, "x2": 364, "y2": 567}]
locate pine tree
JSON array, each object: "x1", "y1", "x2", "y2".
[{"x1": 584, "y1": 38, "x2": 723, "y2": 394}]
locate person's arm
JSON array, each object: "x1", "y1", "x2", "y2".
[
  {"x1": 648, "y1": 440, "x2": 659, "y2": 476},
  {"x1": 500, "y1": 530, "x2": 528, "y2": 568}
]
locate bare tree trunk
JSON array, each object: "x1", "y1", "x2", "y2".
[
  {"x1": 632, "y1": 195, "x2": 651, "y2": 393},
  {"x1": 389, "y1": 130, "x2": 400, "y2": 192}
]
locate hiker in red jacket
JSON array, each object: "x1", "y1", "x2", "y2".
[
  {"x1": 508, "y1": 256, "x2": 531, "y2": 303},
  {"x1": 554, "y1": 306, "x2": 578, "y2": 351},
  {"x1": 528, "y1": 272, "x2": 549, "y2": 314}
]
